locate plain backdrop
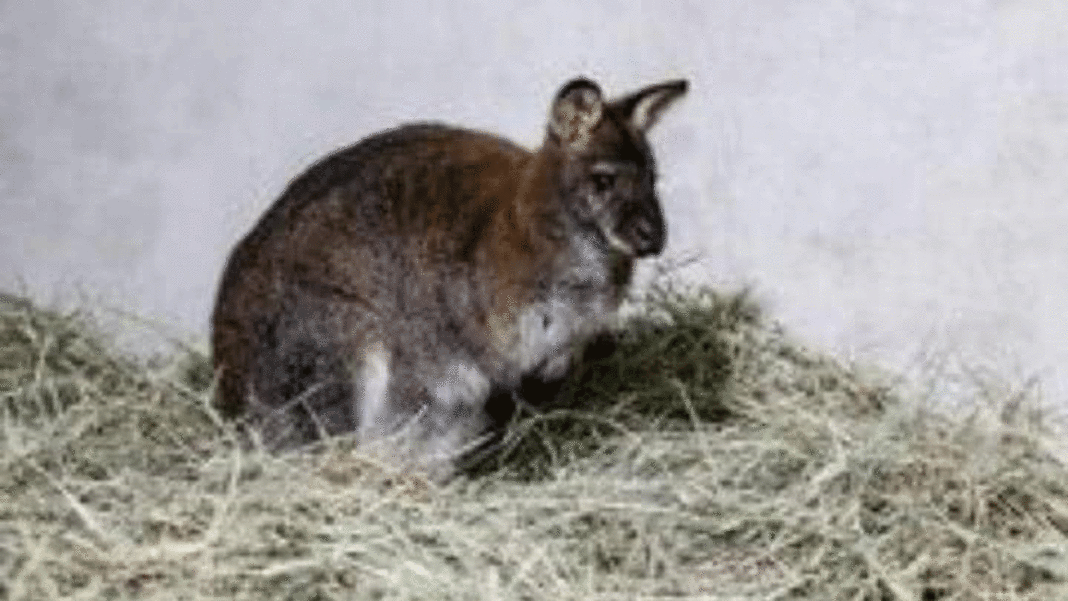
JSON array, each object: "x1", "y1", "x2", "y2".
[{"x1": 4, "y1": 0, "x2": 1068, "y2": 410}]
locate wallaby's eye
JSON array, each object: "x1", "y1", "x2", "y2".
[{"x1": 591, "y1": 172, "x2": 615, "y2": 193}]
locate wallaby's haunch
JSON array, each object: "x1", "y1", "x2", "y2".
[{"x1": 211, "y1": 77, "x2": 688, "y2": 480}]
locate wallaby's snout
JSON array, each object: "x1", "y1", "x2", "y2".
[{"x1": 625, "y1": 199, "x2": 667, "y2": 257}]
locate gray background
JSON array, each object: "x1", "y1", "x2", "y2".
[{"x1": 4, "y1": 0, "x2": 1067, "y2": 409}]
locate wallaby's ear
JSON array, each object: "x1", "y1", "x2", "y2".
[
  {"x1": 549, "y1": 77, "x2": 604, "y2": 148},
  {"x1": 613, "y1": 79, "x2": 689, "y2": 133}
]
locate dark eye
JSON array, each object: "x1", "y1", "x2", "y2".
[{"x1": 591, "y1": 172, "x2": 615, "y2": 193}]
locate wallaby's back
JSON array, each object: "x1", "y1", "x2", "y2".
[{"x1": 214, "y1": 124, "x2": 553, "y2": 417}]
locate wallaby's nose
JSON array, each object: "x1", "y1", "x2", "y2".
[{"x1": 630, "y1": 214, "x2": 666, "y2": 257}]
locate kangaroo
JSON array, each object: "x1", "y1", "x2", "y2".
[{"x1": 211, "y1": 76, "x2": 688, "y2": 480}]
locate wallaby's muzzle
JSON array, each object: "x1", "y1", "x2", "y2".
[
  {"x1": 617, "y1": 199, "x2": 667, "y2": 258},
  {"x1": 630, "y1": 213, "x2": 666, "y2": 257}
]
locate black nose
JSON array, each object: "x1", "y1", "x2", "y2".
[{"x1": 630, "y1": 215, "x2": 666, "y2": 257}]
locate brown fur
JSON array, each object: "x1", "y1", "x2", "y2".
[{"x1": 211, "y1": 77, "x2": 688, "y2": 479}]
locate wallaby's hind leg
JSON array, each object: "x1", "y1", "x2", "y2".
[
  {"x1": 354, "y1": 340, "x2": 394, "y2": 443},
  {"x1": 418, "y1": 361, "x2": 495, "y2": 478},
  {"x1": 244, "y1": 310, "x2": 360, "y2": 451},
  {"x1": 248, "y1": 377, "x2": 355, "y2": 452},
  {"x1": 353, "y1": 353, "x2": 496, "y2": 481}
]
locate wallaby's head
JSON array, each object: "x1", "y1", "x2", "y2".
[{"x1": 545, "y1": 76, "x2": 688, "y2": 258}]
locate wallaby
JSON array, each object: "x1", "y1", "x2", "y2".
[{"x1": 211, "y1": 76, "x2": 688, "y2": 480}]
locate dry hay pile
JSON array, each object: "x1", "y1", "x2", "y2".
[{"x1": 2, "y1": 286, "x2": 1068, "y2": 600}]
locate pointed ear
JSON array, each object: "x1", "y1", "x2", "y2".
[
  {"x1": 614, "y1": 79, "x2": 688, "y2": 132},
  {"x1": 548, "y1": 77, "x2": 604, "y2": 147}
]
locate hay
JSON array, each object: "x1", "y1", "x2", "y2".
[{"x1": 1, "y1": 285, "x2": 1067, "y2": 600}]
